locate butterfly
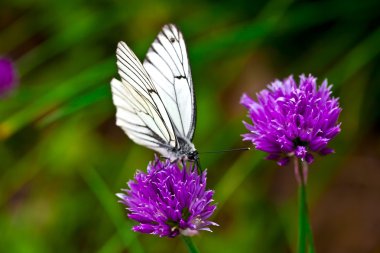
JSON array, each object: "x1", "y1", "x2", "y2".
[{"x1": 110, "y1": 24, "x2": 199, "y2": 164}]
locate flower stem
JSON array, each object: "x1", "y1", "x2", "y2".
[
  {"x1": 295, "y1": 158, "x2": 316, "y2": 253},
  {"x1": 181, "y1": 236, "x2": 200, "y2": 253},
  {"x1": 295, "y1": 157, "x2": 306, "y2": 253},
  {"x1": 301, "y1": 161, "x2": 316, "y2": 253}
]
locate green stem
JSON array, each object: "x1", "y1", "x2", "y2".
[
  {"x1": 307, "y1": 221, "x2": 316, "y2": 253},
  {"x1": 295, "y1": 158, "x2": 316, "y2": 253},
  {"x1": 295, "y1": 158, "x2": 307, "y2": 253},
  {"x1": 181, "y1": 236, "x2": 200, "y2": 253},
  {"x1": 301, "y1": 161, "x2": 316, "y2": 253}
]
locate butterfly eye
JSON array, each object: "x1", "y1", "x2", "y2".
[{"x1": 169, "y1": 37, "x2": 175, "y2": 43}]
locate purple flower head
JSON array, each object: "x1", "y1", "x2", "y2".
[
  {"x1": 117, "y1": 156, "x2": 218, "y2": 238},
  {"x1": 241, "y1": 74, "x2": 341, "y2": 166},
  {"x1": 0, "y1": 57, "x2": 18, "y2": 96}
]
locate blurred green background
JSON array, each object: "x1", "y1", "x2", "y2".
[{"x1": 1, "y1": 0, "x2": 380, "y2": 252}]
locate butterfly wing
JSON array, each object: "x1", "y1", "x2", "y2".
[
  {"x1": 143, "y1": 24, "x2": 196, "y2": 141},
  {"x1": 111, "y1": 41, "x2": 178, "y2": 157}
]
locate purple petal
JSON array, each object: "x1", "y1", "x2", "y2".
[
  {"x1": 117, "y1": 156, "x2": 217, "y2": 238},
  {"x1": 241, "y1": 74, "x2": 341, "y2": 165}
]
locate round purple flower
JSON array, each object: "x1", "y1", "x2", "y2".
[
  {"x1": 117, "y1": 156, "x2": 218, "y2": 238},
  {"x1": 241, "y1": 74, "x2": 341, "y2": 166},
  {"x1": 0, "y1": 57, "x2": 17, "y2": 96}
]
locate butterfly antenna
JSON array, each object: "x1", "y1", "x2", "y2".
[{"x1": 199, "y1": 147, "x2": 251, "y2": 154}]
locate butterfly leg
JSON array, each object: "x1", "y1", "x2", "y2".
[{"x1": 196, "y1": 158, "x2": 202, "y2": 174}]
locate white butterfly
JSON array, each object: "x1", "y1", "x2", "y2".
[{"x1": 110, "y1": 24, "x2": 198, "y2": 162}]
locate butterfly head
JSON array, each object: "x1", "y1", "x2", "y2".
[
  {"x1": 186, "y1": 150, "x2": 202, "y2": 173},
  {"x1": 186, "y1": 150, "x2": 199, "y2": 161}
]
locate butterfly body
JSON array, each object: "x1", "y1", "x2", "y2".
[{"x1": 111, "y1": 24, "x2": 198, "y2": 164}]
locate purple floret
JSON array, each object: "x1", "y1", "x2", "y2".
[
  {"x1": 0, "y1": 57, "x2": 17, "y2": 96},
  {"x1": 241, "y1": 74, "x2": 341, "y2": 166},
  {"x1": 117, "y1": 156, "x2": 218, "y2": 238}
]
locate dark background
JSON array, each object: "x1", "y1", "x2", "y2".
[{"x1": 1, "y1": 0, "x2": 380, "y2": 252}]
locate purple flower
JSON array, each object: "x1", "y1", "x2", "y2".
[
  {"x1": 117, "y1": 156, "x2": 218, "y2": 238},
  {"x1": 241, "y1": 74, "x2": 341, "y2": 166},
  {"x1": 0, "y1": 57, "x2": 17, "y2": 96}
]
